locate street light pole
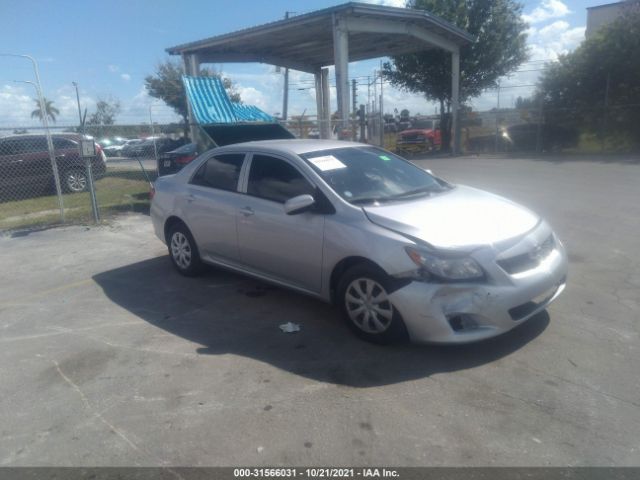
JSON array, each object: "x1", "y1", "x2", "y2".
[
  {"x1": 2, "y1": 53, "x2": 64, "y2": 221},
  {"x1": 72, "y1": 81, "x2": 100, "y2": 223}
]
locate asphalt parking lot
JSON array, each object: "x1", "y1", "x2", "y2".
[{"x1": 1, "y1": 154, "x2": 639, "y2": 466}]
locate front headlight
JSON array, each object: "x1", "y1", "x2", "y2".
[{"x1": 405, "y1": 246, "x2": 484, "y2": 281}]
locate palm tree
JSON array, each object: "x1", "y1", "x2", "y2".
[{"x1": 31, "y1": 97, "x2": 60, "y2": 123}]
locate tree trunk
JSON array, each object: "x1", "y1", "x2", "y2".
[
  {"x1": 183, "y1": 116, "x2": 190, "y2": 141},
  {"x1": 439, "y1": 99, "x2": 452, "y2": 152}
]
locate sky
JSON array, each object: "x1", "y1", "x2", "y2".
[{"x1": 0, "y1": 0, "x2": 606, "y2": 127}]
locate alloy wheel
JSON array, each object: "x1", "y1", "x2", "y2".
[
  {"x1": 170, "y1": 231, "x2": 192, "y2": 270},
  {"x1": 66, "y1": 171, "x2": 87, "y2": 192},
  {"x1": 345, "y1": 278, "x2": 394, "y2": 334}
]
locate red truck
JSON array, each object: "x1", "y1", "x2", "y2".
[{"x1": 396, "y1": 117, "x2": 441, "y2": 155}]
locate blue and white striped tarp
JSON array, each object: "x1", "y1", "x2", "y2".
[{"x1": 182, "y1": 75, "x2": 274, "y2": 125}]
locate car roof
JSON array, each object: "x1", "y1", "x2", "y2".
[
  {"x1": 218, "y1": 139, "x2": 367, "y2": 155},
  {"x1": 0, "y1": 133, "x2": 83, "y2": 141}
]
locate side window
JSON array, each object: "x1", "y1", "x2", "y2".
[
  {"x1": 247, "y1": 154, "x2": 314, "y2": 203},
  {"x1": 0, "y1": 140, "x2": 17, "y2": 155},
  {"x1": 53, "y1": 137, "x2": 76, "y2": 150},
  {"x1": 191, "y1": 153, "x2": 244, "y2": 192},
  {"x1": 21, "y1": 137, "x2": 48, "y2": 153}
]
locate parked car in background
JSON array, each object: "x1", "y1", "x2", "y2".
[
  {"x1": 151, "y1": 139, "x2": 567, "y2": 345},
  {"x1": 396, "y1": 118, "x2": 442, "y2": 155},
  {"x1": 467, "y1": 124, "x2": 580, "y2": 153},
  {"x1": 99, "y1": 137, "x2": 129, "y2": 157},
  {"x1": 157, "y1": 143, "x2": 198, "y2": 176},
  {"x1": 115, "y1": 139, "x2": 144, "y2": 158},
  {"x1": 0, "y1": 133, "x2": 106, "y2": 195},
  {"x1": 123, "y1": 137, "x2": 187, "y2": 158}
]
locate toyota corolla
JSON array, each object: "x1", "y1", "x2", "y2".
[{"x1": 150, "y1": 139, "x2": 567, "y2": 344}]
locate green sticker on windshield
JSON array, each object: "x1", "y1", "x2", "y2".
[{"x1": 379, "y1": 155, "x2": 391, "y2": 161}]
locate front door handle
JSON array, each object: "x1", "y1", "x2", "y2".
[
  {"x1": 186, "y1": 194, "x2": 195, "y2": 203},
  {"x1": 240, "y1": 206, "x2": 254, "y2": 217}
]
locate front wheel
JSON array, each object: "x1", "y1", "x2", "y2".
[
  {"x1": 337, "y1": 264, "x2": 409, "y2": 344},
  {"x1": 62, "y1": 168, "x2": 88, "y2": 193},
  {"x1": 168, "y1": 223, "x2": 205, "y2": 276}
]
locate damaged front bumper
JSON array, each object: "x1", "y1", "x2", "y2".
[{"x1": 389, "y1": 231, "x2": 569, "y2": 344}]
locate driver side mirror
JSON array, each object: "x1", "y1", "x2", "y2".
[{"x1": 284, "y1": 194, "x2": 315, "y2": 215}]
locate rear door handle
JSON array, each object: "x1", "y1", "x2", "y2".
[{"x1": 240, "y1": 206, "x2": 254, "y2": 217}]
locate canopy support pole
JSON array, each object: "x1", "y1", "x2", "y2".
[
  {"x1": 314, "y1": 70, "x2": 325, "y2": 139},
  {"x1": 183, "y1": 53, "x2": 201, "y2": 145},
  {"x1": 333, "y1": 14, "x2": 350, "y2": 135},
  {"x1": 451, "y1": 49, "x2": 460, "y2": 155},
  {"x1": 321, "y1": 68, "x2": 331, "y2": 139}
]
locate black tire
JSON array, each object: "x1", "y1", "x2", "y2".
[
  {"x1": 337, "y1": 264, "x2": 409, "y2": 345},
  {"x1": 62, "y1": 168, "x2": 88, "y2": 193},
  {"x1": 167, "y1": 222, "x2": 205, "y2": 277}
]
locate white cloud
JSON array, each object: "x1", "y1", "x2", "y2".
[
  {"x1": 0, "y1": 84, "x2": 97, "y2": 127},
  {"x1": 523, "y1": 0, "x2": 571, "y2": 25},
  {"x1": 0, "y1": 84, "x2": 36, "y2": 126},
  {"x1": 529, "y1": 20, "x2": 585, "y2": 61},
  {"x1": 362, "y1": 0, "x2": 407, "y2": 8},
  {"x1": 120, "y1": 73, "x2": 131, "y2": 82},
  {"x1": 123, "y1": 86, "x2": 178, "y2": 123},
  {"x1": 107, "y1": 64, "x2": 119, "y2": 73}
]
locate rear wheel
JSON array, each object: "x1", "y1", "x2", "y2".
[
  {"x1": 168, "y1": 223, "x2": 205, "y2": 276},
  {"x1": 337, "y1": 264, "x2": 409, "y2": 344}
]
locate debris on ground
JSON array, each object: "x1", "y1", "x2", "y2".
[{"x1": 279, "y1": 322, "x2": 301, "y2": 333}]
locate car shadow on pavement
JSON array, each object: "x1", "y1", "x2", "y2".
[{"x1": 93, "y1": 256, "x2": 549, "y2": 388}]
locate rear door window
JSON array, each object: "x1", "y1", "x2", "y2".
[
  {"x1": 53, "y1": 137, "x2": 77, "y2": 150},
  {"x1": 22, "y1": 137, "x2": 48, "y2": 153},
  {"x1": 191, "y1": 153, "x2": 245, "y2": 192}
]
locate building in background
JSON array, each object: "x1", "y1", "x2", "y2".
[{"x1": 586, "y1": 1, "x2": 638, "y2": 38}]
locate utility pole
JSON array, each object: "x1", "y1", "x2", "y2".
[
  {"x1": 601, "y1": 72, "x2": 610, "y2": 152},
  {"x1": 494, "y1": 81, "x2": 501, "y2": 153},
  {"x1": 352, "y1": 79, "x2": 357, "y2": 140},
  {"x1": 73, "y1": 81, "x2": 99, "y2": 223},
  {"x1": 2, "y1": 53, "x2": 64, "y2": 221},
  {"x1": 379, "y1": 68, "x2": 384, "y2": 148},
  {"x1": 282, "y1": 11, "x2": 295, "y2": 122}
]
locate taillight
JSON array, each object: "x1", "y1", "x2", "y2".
[
  {"x1": 175, "y1": 155, "x2": 196, "y2": 165},
  {"x1": 149, "y1": 185, "x2": 156, "y2": 200}
]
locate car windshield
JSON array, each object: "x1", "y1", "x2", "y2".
[
  {"x1": 411, "y1": 120, "x2": 434, "y2": 129},
  {"x1": 171, "y1": 143, "x2": 196, "y2": 154},
  {"x1": 301, "y1": 146, "x2": 451, "y2": 205}
]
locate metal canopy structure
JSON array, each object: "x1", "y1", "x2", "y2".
[{"x1": 167, "y1": 2, "x2": 474, "y2": 152}]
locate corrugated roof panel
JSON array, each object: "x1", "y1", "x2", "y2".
[
  {"x1": 182, "y1": 75, "x2": 274, "y2": 125},
  {"x1": 233, "y1": 104, "x2": 274, "y2": 122}
]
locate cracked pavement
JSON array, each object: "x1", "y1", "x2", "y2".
[{"x1": 0, "y1": 155, "x2": 638, "y2": 466}]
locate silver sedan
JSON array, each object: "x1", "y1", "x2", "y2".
[{"x1": 150, "y1": 139, "x2": 568, "y2": 344}]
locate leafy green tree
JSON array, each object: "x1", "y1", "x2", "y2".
[
  {"x1": 31, "y1": 97, "x2": 60, "y2": 124},
  {"x1": 383, "y1": 0, "x2": 528, "y2": 150},
  {"x1": 145, "y1": 60, "x2": 241, "y2": 137},
  {"x1": 515, "y1": 96, "x2": 535, "y2": 109},
  {"x1": 537, "y1": 5, "x2": 640, "y2": 147},
  {"x1": 87, "y1": 97, "x2": 121, "y2": 126}
]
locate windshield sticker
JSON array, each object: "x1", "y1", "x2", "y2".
[
  {"x1": 308, "y1": 155, "x2": 347, "y2": 171},
  {"x1": 379, "y1": 155, "x2": 391, "y2": 161}
]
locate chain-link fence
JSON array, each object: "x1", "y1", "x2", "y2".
[
  {"x1": 2, "y1": 102, "x2": 639, "y2": 231},
  {"x1": 0, "y1": 123, "x2": 160, "y2": 231},
  {"x1": 460, "y1": 104, "x2": 640, "y2": 155}
]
